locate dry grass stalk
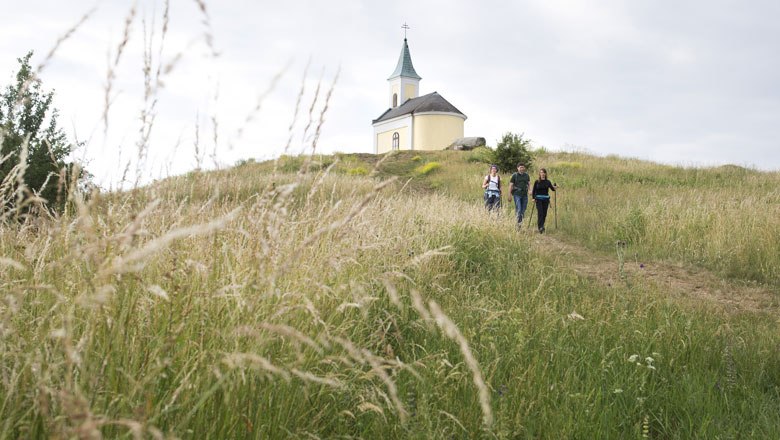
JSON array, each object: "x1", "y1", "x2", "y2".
[
  {"x1": 428, "y1": 300, "x2": 494, "y2": 427},
  {"x1": 290, "y1": 369, "x2": 343, "y2": 389},
  {"x1": 191, "y1": 0, "x2": 219, "y2": 58},
  {"x1": 380, "y1": 278, "x2": 402, "y2": 309},
  {"x1": 407, "y1": 246, "x2": 453, "y2": 267},
  {"x1": 0, "y1": 257, "x2": 25, "y2": 271},
  {"x1": 298, "y1": 177, "x2": 397, "y2": 249},
  {"x1": 118, "y1": 198, "x2": 162, "y2": 248},
  {"x1": 153, "y1": 0, "x2": 171, "y2": 85},
  {"x1": 332, "y1": 337, "x2": 408, "y2": 422},
  {"x1": 223, "y1": 353, "x2": 291, "y2": 380},
  {"x1": 409, "y1": 289, "x2": 432, "y2": 322},
  {"x1": 304, "y1": 158, "x2": 340, "y2": 209},
  {"x1": 193, "y1": 111, "x2": 202, "y2": 169},
  {"x1": 242, "y1": 323, "x2": 324, "y2": 354},
  {"x1": 232, "y1": 66, "x2": 288, "y2": 148},
  {"x1": 299, "y1": 68, "x2": 340, "y2": 174},
  {"x1": 36, "y1": 8, "x2": 96, "y2": 75},
  {"x1": 209, "y1": 85, "x2": 219, "y2": 168},
  {"x1": 105, "y1": 207, "x2": 241, "y2": 275},
  {"x1": 103, "y1": 3, "x2": 137, "y2": 134},
  {"x1": 300, "y1": 67, "x2": 324, "y2": 146}
]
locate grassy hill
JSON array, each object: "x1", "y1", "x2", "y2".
[{"x1": 2, "y1": 150, "x2": 779, "y2": 438}]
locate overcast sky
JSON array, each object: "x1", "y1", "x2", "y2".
[{"x1": 2, "y1": 0, "x2": 779, "y2": 187}]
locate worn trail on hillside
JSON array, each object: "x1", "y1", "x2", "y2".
[{"x1": 529, "y1": 232, "x2": 779, "y2": 314}]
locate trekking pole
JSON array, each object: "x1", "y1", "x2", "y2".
[
  {"x1": 527, "y1": 198, "x2": 536, "y2": 229},
  {"x1": 554, "y1": 184, "x2": 558, "y2": 230}
]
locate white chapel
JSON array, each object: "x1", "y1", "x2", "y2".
[{"x1": 372, "y1": 36, "x2": 466, "y2": 153}]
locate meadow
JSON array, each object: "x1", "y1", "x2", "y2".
[{"x1": 1, "y1": 151, "x2": 779, "y2": 438}]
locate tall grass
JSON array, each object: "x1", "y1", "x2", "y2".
[
  {"x1": 378, "y1": 150, "x2": 780, "y2": 286},
  {"x1": 541, "y1": 152, "x2": 780, "y2": 285},
  {"x1": 2, "y1": 159, "x2": 780, "y2": 438},
  {"x1": 2, "y1": 2, "x2": 780, "y2": 436}
]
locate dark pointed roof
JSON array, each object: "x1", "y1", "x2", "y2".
[
  {"x1": 388, "y1": 38, "x2": 421, "y2": 80},
  {"x1": 372, "y1": 92, "x2": 466, "y2": 124}
]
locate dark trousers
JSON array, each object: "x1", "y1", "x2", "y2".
[
  {"x1": 485, "y1": 191, "x2": 501, "y2": 212},
  {"x1": 485, "y1": 192, "x2": 501, "y2": 212},
  {"x1": 536, "y1": 199, "x2": 550, "y2": 230}
]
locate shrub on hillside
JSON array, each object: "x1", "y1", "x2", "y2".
[
  {"x1": 278, "y1": 155, "x2": 304, "y2": 173},
  {"x1": 346, "y1": 166, "x2": 369, "y2": 176},
  {"x1": 466, "y1": 146, "x2": 493, "y2": 164},
  {"x1": 415, "y1": 162, "x2": 441, "y2": 176},
  {"x1": 1, "y1": 52, "x2": 87, "y2": 217},
  {"x1": 235, "y1": 158, "x2": 256, "y2": 167},
  {"x1": 492, "y1": 132, "x2": 534, "y2": 173},
  {"x1": 317, "y1": 154, "x2": 335, "y2": 169}
]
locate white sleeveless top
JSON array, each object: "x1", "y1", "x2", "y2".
[{"x1": 486, "y1": 175, "x2": 500, "y2": 192}]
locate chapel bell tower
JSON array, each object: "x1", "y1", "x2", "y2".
[{"x1": 387, "y1": 24, "x2": 421, "y2": 108}]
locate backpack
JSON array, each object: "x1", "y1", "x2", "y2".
[{"x1": 484, "y1": 174, "x2": 501, "y2": 191}]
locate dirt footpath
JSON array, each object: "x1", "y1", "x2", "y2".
[{"x1": 534, "y1": 233, "x2": 780, "y2": 314}]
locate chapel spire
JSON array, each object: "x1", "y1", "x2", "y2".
[
  {"x1": 387, "y1": 25, "x2": 421, "y2": 108},
  {"x1": 388, "y1": 32, "x2": 421, "y2": 80}
]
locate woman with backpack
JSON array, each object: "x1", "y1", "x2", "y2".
[
  {"x1": 482, "y1": 164, "x2": 502, "y2": 213},
  {"x1": 531, "y1": 168, "x2": 556, "y2": 233}
]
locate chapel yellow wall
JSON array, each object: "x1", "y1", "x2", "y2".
[
  {"x1": 377, "y1": 126, "x2": 408, "y2": 154},
  {"x1": 412, "y1": 114, "x2": 464, "y2": 150},
  {"x1": 404, "y1": 84, "x2": 416, "y2": 102}
]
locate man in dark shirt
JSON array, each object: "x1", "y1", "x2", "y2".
[{"x1": 508, "y1": 163, "x2": 530, "y2": 226}]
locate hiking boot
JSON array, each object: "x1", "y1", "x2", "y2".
[{"x1": 539, "y1": 227, "x2": 545, "y2": 234}]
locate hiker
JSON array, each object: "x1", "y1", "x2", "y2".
[
  {"x1": 508, "y1": 162, "x2": 530, "y2": 226},
  {"x1": 531, "y1": 168, "x2": 556, "y2": 233},
  {"x1": 482, "y1": 164, "x2": 502, "y2": 212}
]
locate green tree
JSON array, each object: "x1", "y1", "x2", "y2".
[
  {"x1": 492, "y1": 132, "x2": 534, "y2": 173},
  {"x1": 0, "y1": 51, "x2": 82, "y2": 217}
]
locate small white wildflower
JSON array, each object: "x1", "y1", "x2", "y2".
[
  {"x1": 628, "y1": 354, "x2": 639, "y2": 363},
  {"x1": 645, "y1": 357, "x2": 654, "y2": 364},
  {"x1": 647, "y1": 365, "x2": 656, "y2": 371},
  {"x1": 613, "y1": 388, "x2": 623, "y2": 394},
  {"x1": 567, "y1": 311, "x2": 585, "y2": 320}
]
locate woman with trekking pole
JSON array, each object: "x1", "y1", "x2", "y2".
[
  {"x1": 482, "y1": 164, "x2": 502, "y2": 213},
  {"x1": 531, "y1": 168, "x2": 557, "y2": 233}
]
